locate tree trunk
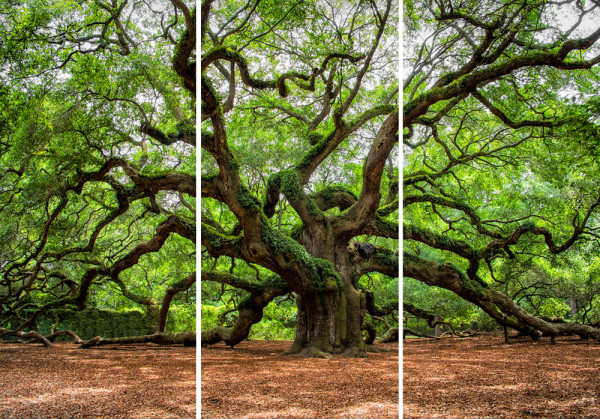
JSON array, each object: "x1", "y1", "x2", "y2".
[
  {"x1": 434, "y1": 314, "x2": 441, "y2": 338},
  {"x1": 284, "y1": 284, "x2": 366, "y2": 358},
  {"x1": 568, "y1": 296, "x2": 578, "y2": 317},
  {"x1": 282, "y1": 240, "x2": 367, "y2": 358}
]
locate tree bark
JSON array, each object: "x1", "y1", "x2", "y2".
[
  {"x1": 281, "y1": 240, "x2": 369, "y2": 358},
  {"x1": 200, "y1": 275, "x2": 289, "y2": 347},
  {"x1": 158, "y1": 273, "x2": 196, "y2": 332},
  {"x1": 362, "y1": 321, "x2": 377, "y2": 344},
  {"x1": 80, "y1": 331, "x2": 196, "y2": 348},
  {"x1": 0, "y1": 328, "x2": 83, "y2": 347},
  {"x1": 405, "y1": 252, "x2": 600, "y2": 341},
  {"x1": 376, "y1": 327, "x2": 399, "y2": 343},
  {"x1": 434, "y1": 314, "x2": 441, "y2": 338},
  {"x1": 283, "y1": 285, "x2": 366, "y2": 358}
]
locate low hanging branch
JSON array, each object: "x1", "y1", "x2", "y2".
[
  {"x1": 80, "y1": 331, "x2": 196, "y2": 348},
  {"x1": 403, "y1": 328, "x2": 435, "y2": 339},
  {"x1": 200, "y1": 0, "x2": 398, "y2": 358},
  {"x1": 0, "y1": 327, "x2": 82, "y2": 347},
  {"x1": 200, "y1": 272, "x2": 289, "y2": 347}
]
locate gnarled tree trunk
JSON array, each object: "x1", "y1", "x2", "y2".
[
  {"x1": 281, "y1": 238, "x2": 369, "y2": 358},
  {"x1": 286, "y1": 285, "x2": 366, "y2": 358}
]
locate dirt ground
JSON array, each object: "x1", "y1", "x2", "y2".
[
  {"x1": 404, "y1": 334, "x2": 600, "y2": 418},
  {"x1": 201, "y1": 340, "x2": 399, "y2": 418},
  {"x1": 0, "y1": 341, "x2": 195, "y2": 418}
]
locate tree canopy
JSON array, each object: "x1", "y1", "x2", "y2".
[
  {"x1": 0, "y1": 0, "x2": 196, "y2": 346},
  {"x1": 404, "y1": 0, "x2": 600, "y2": 340},
  {"x1": 201, "y1": 0, "x2": 399, "y2": 357}
]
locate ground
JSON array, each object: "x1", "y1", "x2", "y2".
[
  {"x1": 201, "y1": 340, "x2": 399, "y2": 418},
  {"x1": 0, "y1": 341, "x2": 195, "y2": 418},
  {"x1": 404, "y1": 333, "x2": 600, "y2": 418}
]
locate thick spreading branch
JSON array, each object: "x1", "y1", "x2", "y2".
[
  {"x1": 201, "y1": 273, "x2": 289, "y2": 347},
  {"x1": 405, "y1": 27, "x2": 600, "y2": 126},
  {"x1": 335, "y1": 111, "x2": 399, "y2": 241}
]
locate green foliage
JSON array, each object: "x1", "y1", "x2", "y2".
[
  {"x1": 404, "y1": 0, "x2": 600, "y2": 337},
  {"x1": 36, "y1": 308, "x2": 154, "y2": 340},
  {"x1": 249, "y1": 299, "x2": 296, "y2": 340},
  {"x1": 0, "y1": 1, "x2": 196, "y2": 338},
  {"x1": 201, "y1": 304, "x2": 223, "y2": 331},
  {"x1": 236, "y1": 187, "x2": 262, "y2": 212},
  {"x1": 279, "y1": 170, "x2": 304, "y2": 203},
  {"x1": 201, "y1": 297, "x2": 297, "y2": 341},
  {"x1": 166, "y1": 303, "x2": 196, "y2": 333},
  {"x1": 404, "y1": 278, "x2": 491, "y2": 332},
  {"x1": 538, "y1": 298, "x2": 571, "y2": 319},
  {"x1": 201, "y1": 0, "x2": 398, "y2": 347}
]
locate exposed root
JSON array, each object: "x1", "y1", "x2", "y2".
[
  {"x1": 297, "y1": 346, "x2": 333, "y2": 359},
  {"x1": 341, "y1": 344, "x2": 367, "y2": 358},
  {"x1": 278, "y1": 344, "x2": 304, "y2": 356},
  {"x1": 366, "y1": 345, "x2": 382, "y2": 353},
  {"x1": 280, "y1": 343, "x2": 370, "y2": 358}
]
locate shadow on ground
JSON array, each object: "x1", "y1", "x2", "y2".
[
  {"x1": 0, "y1": 342, "x2": 195, "y2": 418},
  {"x1": 201, "y1": 340, "x2": 399, "y2": 418},
  {"x1": 404, "y1": 334, "x2": 600, "y2": 418}
]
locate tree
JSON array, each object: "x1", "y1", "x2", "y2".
[
  {"x1": 0, "y1": 0, "x2": 196, "y2": 346},
  {"x1": 404, "y1": 0, "x2": 600, "y2": 341},
  {"x1": 201, "y1": 0, "x2": 399, "y2": 357}
]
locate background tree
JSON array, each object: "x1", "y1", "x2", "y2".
[
  {"x1": 201, "y1": 0, "x2": 399, "y2": 357},
  {"x1": 404, "y1": 0, "x2": 600, "y2": 341},
  {"x1": 0, "y1": 0, "x2": 196, "y2": 346}
]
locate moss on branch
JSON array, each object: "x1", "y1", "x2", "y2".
[
  {"x1": 260, "y1": 221, "x2": 340, "y2": 292},
  {"x1": 201, "y1": 223, "x2": 242, "y2": 257},
  {"x1": 236, "y1": 186, "x2": 261, "y2": 213}
]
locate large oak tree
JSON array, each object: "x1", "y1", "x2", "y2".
[{"x1": 201, "y1": 0, "x2": 399, "y2": 357}]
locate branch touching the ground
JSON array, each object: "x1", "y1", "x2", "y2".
[
  {"x1": 80, "y1": 331, "x2": 196, "y2": 348},
  {"x1": 0, "y1": 327, "x2": 82, "y2": 347},
  {"x1": 375, "y1": 327, "x2": 399, "y2": 343},
  {"x1": 404, "y1": 252, "x2": 600, "y2": 341},
  {"x1": 201, "y1": 273, "x2": 289, "y2": 347}
]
